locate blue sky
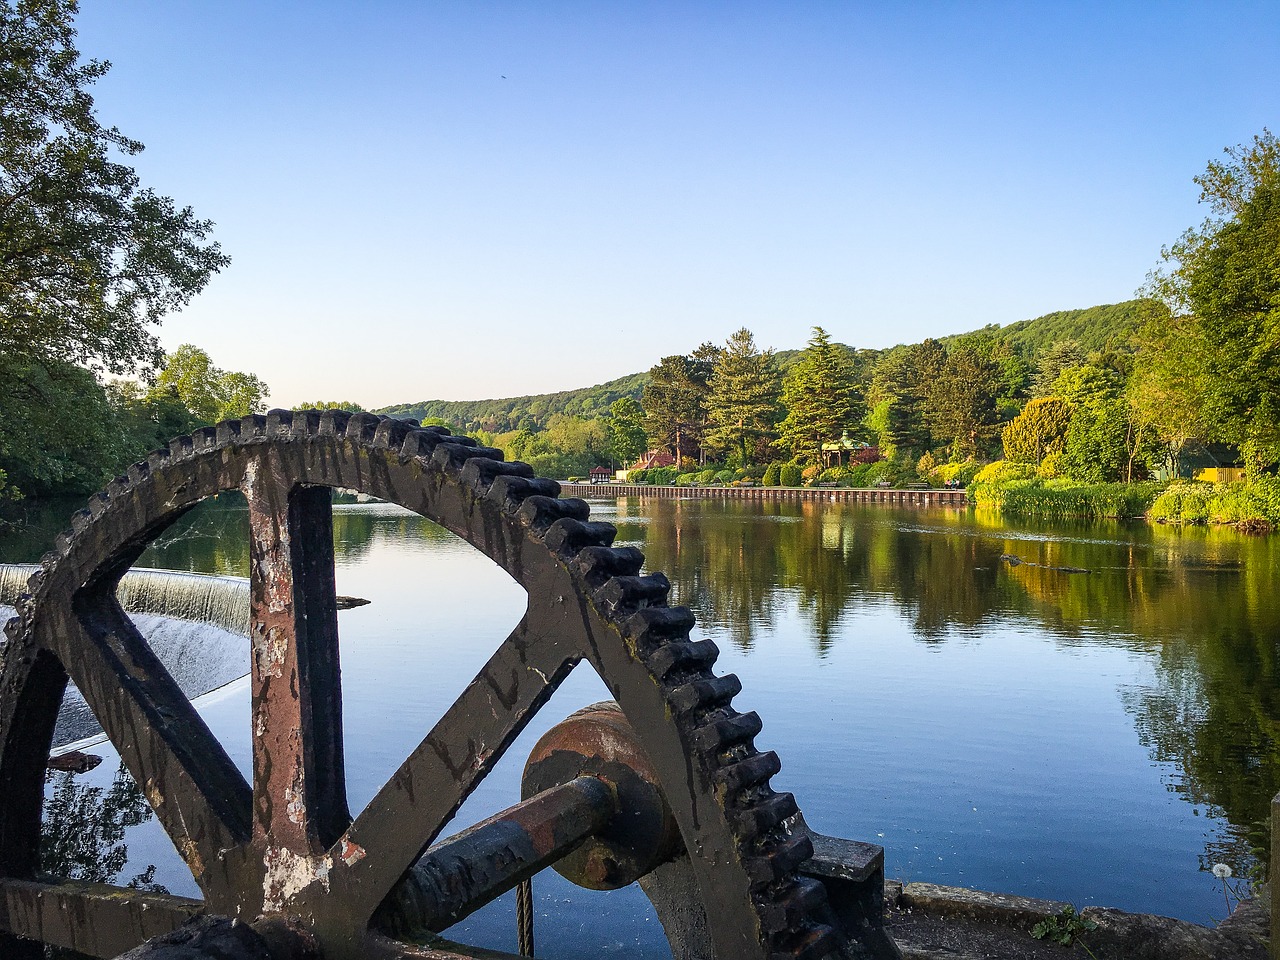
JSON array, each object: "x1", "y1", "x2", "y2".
[{"x1": 74, "y1": 1, "x2": 1279, "y2": 408}]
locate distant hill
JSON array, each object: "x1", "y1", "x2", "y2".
[
  {"x1": 376, "y1": 300, "x2": 1149, "y2": 431},
  {"x1": 378, "y1": 371, "x2": 649, "y2": 433},
  {"x1": 939, "y1": 299, "x2": 1149, "y2": 357}
]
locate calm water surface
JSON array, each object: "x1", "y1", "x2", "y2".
[{"x1": 6, "y1": 494, "x2": 1278, "y2": 956}]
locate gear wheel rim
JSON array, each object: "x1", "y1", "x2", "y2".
[{"x1": 0, "y1": 409, "x2": 834, "y2": 960}]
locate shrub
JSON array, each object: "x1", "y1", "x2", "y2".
[
  {"x1": 801, "y1": 464, "x2": 822, "y2": 485},
  {"x1": 762, "y1": 463, "x2": 782, "y2": 486},
  {"x1": 648, "y1": 466, "x2": 678, "y2": 486},
  {"x1": 779, "y1": 463, "x2": 802, "y2": 486},
  {"x1": 847, "y1": 462, "x2": 873, "y2": 487},
  {"x1": 697, "y1": 469, "x2": 717, "y2": 484},
  {"x1": 1150, "y1": 478, "x2": 1280, "y2": 530},
  {"x1": 974, "y1": 460, "x2": 1036, "y2": 484},
  {"x1": 714, "y1": 469, "x2": 735, "y2": 483}
]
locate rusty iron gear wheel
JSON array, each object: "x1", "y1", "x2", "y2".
[{"x1": 0, "y1": 410, "x2": 838, "y2": 960}]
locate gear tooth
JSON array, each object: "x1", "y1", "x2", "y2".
[
  {"x1": 68, "y1": 509, "x2": 93, "y2": 535},
  {"x1": 666, "y1": 672, "x2": 741, "y2": 715},
  {"x1": 422, "y1": 424, "x2": 453, "y2": 437},
  {"x1": 768, "y1": 920, "x2": 841, "y2": 960},
  {"x1": 732, "y1": 791, "x2": 799, "y2": 839},
  {"x1": 756, "y1": 877, "x2": 828, "y2": 936},
  {"x1": 4, "y1": 615, "x2": 24, "y2": 643},
  {"x1": 486, "y1": 475, "x2": 561, "y2": 512},
  {"x1": 400, "y1": 427, "x2": 445, "y2": 460},
  {"x1": 432, "y1": 441, "x2": 504, "y2": 474},
  {"x1": 459, "y1": 457, "x2": 534, "y2": 494},
  {"x1": 346, "y1": 412, "x2": 383, "y2": 442},
  {"x1": 645, "y1": 636, "x2": 717, "y2": 678},
  {"x1": 53, "y1": 529, "x2": 75, "y2": 557},
  {"x1": 87, "y1": 492, "x2": 110, "y2": 517},
  {"x1": 517, "y1": 495, "x2": 586, "y2": 533},
  {"x1": 694, "y1": 709, "x2": 762, "y2": 754},
  {"x1": 401, "y1": 417, "x2": 420, "y2": 427},
  {"x1": 168, "y1": 435, "x2": 194, "y2": 460},
  {"x1": 572, "y1": 545, "x2": 644, "y2": 586},
  {"x1": 25, "y1": 568, "x2": 46, "y2": 594},
  {"x1": 373, "y1": 418, "x2": 414, "y2": 450},
  {"x1": 543, "y1": 518, "x2": 616, "y2": 557},
  {"x1": 743, "y1": 833, "x2": 814, "y2": 888},
  {"x1": 595, "y1": 573, "x2": 669, "y2": 617},
  {"x1": 126, "y1": 460, "x2": 151, "y2": 484},
  {"x1": 190, "y1": 426, "x2": 217, "y2": 452},
  {"x1": 240, "y1": 413, "x2": 268, "y2": 438},
  {"x1": 38, "y1": 550, "x2": 60, "y2": 574},
  {"x1": 146, "y1": 448, "x2": 172, "y2": 473},
  {"x1": 318, "y1": 409, "x2": 353, "y2": 437},
  {"x1": 106, "y1": 475, "x2": 131, "y2": 500},
  {"x1": 215, "y1": 418, "x2": 243, "y2": 444},
  {"x1": 716, "y1": 750, "x2": 782, "y2": 794},
  {"x1": 265, "y1": 408, "x2": 294, "y2": 436},
  {"x1": 291, "y1": 408, "x2": 322, "y2": 436}
]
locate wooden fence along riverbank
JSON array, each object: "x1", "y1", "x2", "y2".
[{"x1": 561, "y1": 482, "x2": 968, "y2": 506}]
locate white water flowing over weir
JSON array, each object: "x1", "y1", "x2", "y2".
[{"x1": 0, "y1": 564, "x2": 251, "y2": 748}]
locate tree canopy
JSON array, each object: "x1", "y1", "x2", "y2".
[
  {"x1": 0, "y1": 0, "x2": 229, "y2": 375},
  {"x1": 777, "y1": 327, "x2": 862, "y2": 464},
  {"x1": 703, "y1": 329, "x2": 781, "y2": 467},
  {"x1": 1143, "y1": 129, "x2": 1280, "y2": 476}
]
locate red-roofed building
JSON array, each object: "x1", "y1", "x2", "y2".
[{"x1": 633, "y1": 449, "x2": 676, "y2": 470}]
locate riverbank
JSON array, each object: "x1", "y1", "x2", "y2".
[
  {"x1": 560, "y1": 481, "x2": 968, "y2": 507},
  {"x1": 968, "y1": 466, "x2": 1280, "y2": 532}
]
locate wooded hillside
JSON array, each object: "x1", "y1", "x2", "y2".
[{"x1": 376, "y1": 300, "x2": 1147, "y2": 431}]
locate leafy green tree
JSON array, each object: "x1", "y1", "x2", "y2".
[
  {"x1": 148, "y1": 345, "x2": 268, "y2": 424},
  {"x1": 295, "y1": 400, "x2": 366, "y2": 412},
  {"x1": 1144, "y1": 129, "x2": 1280, "y2": 477},
  {"x1": 0, "y1": 353, "x2": 125, "y2": 497},
  {"x1": 605, "y1": 397, "x2": 647, "y2": 467},
  {"x1": 642, "y1": 350, "x2": 713, "y2": 462},
  {"x1": 1032, "y1": 341, "x2": 1088, "y2": 396},
  {"x1": 703, "y1": 328, "x2": 782, "y2": 466},
  {"x1": 864, "y1": 348, "x2": 926, "y2": 460},
  {"x1": 1049, "y1": 363, "x2": 1123, "y2": 407},
  {"x1": 777, "y1": 327, "x2": 863, "y2": 464},
  {"x1": 1002, "y1": 397, "x2": 1073, "y2": 464},
  {"x1": 922, "y1": 345, "x2": 1000, "y2": 459},
  {"x1": 0, "y1": 0, "x2": 229, "y2": 375},
  {"x1": 1128, "y1": 305, "x2": 1211, "y2": 476}
]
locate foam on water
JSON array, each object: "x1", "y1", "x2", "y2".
[{"x1": 0, "y1": 565, "x2": 250, "y2": 747}]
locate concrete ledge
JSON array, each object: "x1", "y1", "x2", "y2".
[{"x1": 899, "y1": 882, "x2": 1069, "y2": 928}]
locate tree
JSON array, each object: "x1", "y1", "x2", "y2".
[
  {"x1": 703, "y1": 328, "x2": 782, "y2": 466},
  {"x1": 1032, "y1": 341, "x2": 1087, "y2": 396},
  {"x1": 1002, "y1": 397, "x2": 1073, "y2": 464},
  {"x1": 863, "y1": 344, "x2": 935, "y2": 460},
  {"x1": 0, "y1": 0, "x2": 229, "y2": 375},
  {"x1": 0, "y1": 352, "x2": 125, "y2": 497},
  {"x1": 642, "y1": 351, "x2": 713, "y2": 462},
  {"x1": 922, "y1": 345, "x2": 1000, "y2": 458},
  {"x1": 1144, "y1": 129, "x2": 1280, "y2": 476},
  {"x1": 148, "y1": 345, "x2": 268, "y2": 424},
  {"x1": 777, "y1": 327, "x2": 863, "y2": 464},
  {"x1": 295, "y1": 400, "x2": 366, "y2": 412},
  {"x1": 605, "y1": 397, "x2": 647, "y2": 468}
]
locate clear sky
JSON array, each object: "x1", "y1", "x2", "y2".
[{"x1": 73, "y1": 1, "x2": 1280, "y2": 409}]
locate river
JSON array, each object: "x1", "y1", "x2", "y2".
[{"x1": 3, "y1": 493, "x2": 1276, "y2": 956}]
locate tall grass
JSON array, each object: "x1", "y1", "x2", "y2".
[
  {"x1": 971, "y1": 476, "x2": 1159, "y2": 520},
  {"x1": 1149, "y1": 479, "x2": 1280, "y2": 532}
]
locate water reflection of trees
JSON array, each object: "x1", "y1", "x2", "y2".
[
  {"x1": 615, "y1": 497, "x2": 1280, "y2": 874},
  {"x1": 42, "y1": 761, "x2": 165, "y2": 890}
]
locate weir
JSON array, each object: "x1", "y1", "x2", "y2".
[{"x1": 0, "y1": 564, "x2": 250, "y2": 747}]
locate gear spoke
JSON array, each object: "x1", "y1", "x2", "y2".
[
  {"x1": 245, "y1": 475, "x2": 350, "y2": 855},
  {"x1": 330, "y1": 614, "x2": 578, "y2": 922},
  {"x1": 50, "y1": 591, "x2": 251, "y2": 881}
]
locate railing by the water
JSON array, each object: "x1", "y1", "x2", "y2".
[{"x1": 561, "y1": 482, "x2": 968, "y2": 506}]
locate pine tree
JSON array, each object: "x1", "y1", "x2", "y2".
[
  {"x1": 642, "y1": 351, "x2": 713, "y2": 462},
  {"x1": 777, "y1": 327, "x2": 863, "y2": 464},
  {"x1": 703, "y1": 329, "x2": 782, "y2": 466}
]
